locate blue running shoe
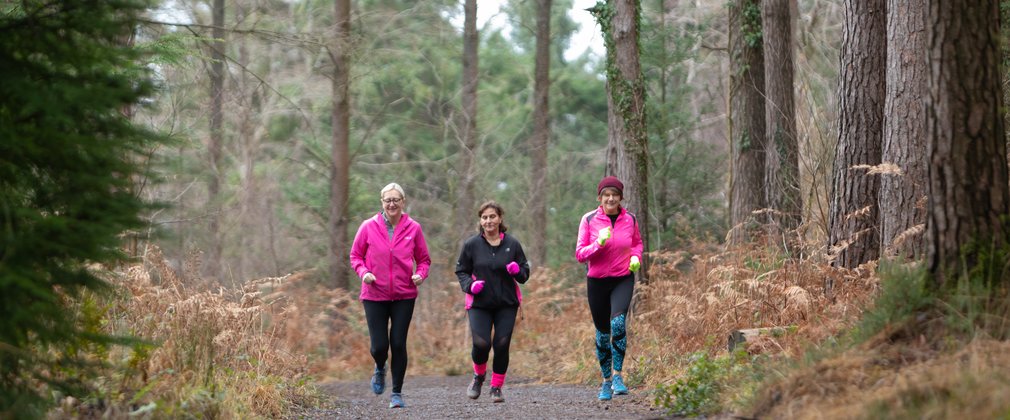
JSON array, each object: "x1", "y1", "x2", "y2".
[
  {"x1": 612, "y1": 374, "x2": 628, "y2": 395},
  {"x1": 389, "y1": 392, "x2": 404, "y2": 408},
  {"x1": 370, "y1": 366, "x2": 386, "y2": 395},
  {"x1": 598, "y1": 381, "x2": 613, "y2": 401}
]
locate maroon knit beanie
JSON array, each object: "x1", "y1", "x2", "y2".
[{"x1": 597, "y1": 176, "x2": 624, "y2": 196}]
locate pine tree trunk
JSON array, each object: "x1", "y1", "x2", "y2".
[
  {"x1": 603, "y1": 0, "x2": 650, "y2": 280},
  {"x1": 455, "y1": 0, "x2": 479, "y2": 242},
  {"x1": 926, "y1": 0, "x2": 1010, "y2": 287},
  {"x1": 329, "y1": 0, "x2": 351, "y2": 290},
  {"x1": 653, "y1": 0, "x2": 676, "y2": 239},
  {"x1": 238, "y1": 33, "x2": 256, "y2": 282},
  {"x1": 728, "y1": 0, "x2": 766, "y2": 243},
  {"x1": 207, "y1": 0, "x2": 225, "y2": 278},
  {"x1": 529, "y1": 0, "x2": 551, "y2": 267},
  {"x1": 762, "y1": 0, "x2": 800, "y2": 231},
  {"x1": 880, "y1": 0, "x2": 927, "y2": 260},
  {"x1": 828, "y1": 0, "x2": 885, "y2": 269}
]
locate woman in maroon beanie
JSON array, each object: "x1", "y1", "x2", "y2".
[{"x1": 574, "y1": 176, "x2": 643, "y2": 401}]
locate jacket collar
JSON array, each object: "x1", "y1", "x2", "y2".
[
  {"x1": 481, "y1": 231, "x2": 505, "y2": 241},
  {"x1": 375, "y1": 212, "x2": 409, "y2": 226},
  {"x1": 596, "y1": 205, "x2": 625, "y2": 218}
]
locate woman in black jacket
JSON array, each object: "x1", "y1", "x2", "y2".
[{"x1": 455, "y1": 200, "x2": 530, "y2": 403}]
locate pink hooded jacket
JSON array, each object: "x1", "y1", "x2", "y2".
[
  {"x1": 350, "y1": 212, "x2": 431, "y2": 301},
  {"x1": 575, "y1": 206, "x2": 643, "y2": 278}
]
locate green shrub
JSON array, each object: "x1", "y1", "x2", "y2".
[{"x1": 655, "y1": 350, "x2": 755, "y2": 416}]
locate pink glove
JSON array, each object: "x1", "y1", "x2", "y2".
[
  {"x1": 506, "y1": 261, "x2": 520, "y2": 276},
  {"x1": 470, "y1": 280, "x2": 485, "y2": 294}
]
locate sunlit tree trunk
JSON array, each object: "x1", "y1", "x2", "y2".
[
  {"x1": 880, "y1": 0, "x2": 927, "y2": 260},
  {"x1": 926, "y1": 0, "x2": 1010, "y2": 287},
  {"x1": 529, "y1": 0, "x2": 551, "y2": 267},
  {"x1": 828, "y1": 0, "x2": 885, "y2": 269},
  {"x1": 728, "y1": 0, "x2": 765, "y2": 244},
  {"x1": 329, "y1": 0, "x2": 351, "y2": 290},
  {"x1": 763, "y1": 0, "x2": 800, "y2": 232}
]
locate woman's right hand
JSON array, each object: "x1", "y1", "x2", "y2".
[
  {"x1": 362, "y1": 272, "x2": 376, "y2": 284},
  {"x1": 470, "y1": 280, "x2": 485, "y2": 294}
]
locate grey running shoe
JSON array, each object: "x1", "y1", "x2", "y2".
[
  {"x1": 467, "y1": 374, "x2": 485, "y2": 399},
  {"x1": 370, "y1": 365, "x2": 386, "y2": 395},
  {"x1": 389, "y1": 392, "x2": 404, "y2": 408},
  {"x1": 490, "y1": 386, "x2": 504, "y2": 403}
]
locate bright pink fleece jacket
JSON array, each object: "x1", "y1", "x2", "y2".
[
  {"x1": 350, "y1": 213, "x2": 431, "y2": 301},
  {"x1": 575, "y1": 206, "x2": 643, "y2": 278}
]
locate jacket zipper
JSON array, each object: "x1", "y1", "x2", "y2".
[{"x1": 388, "y1": 221, "x2": 396, "y2": 300}]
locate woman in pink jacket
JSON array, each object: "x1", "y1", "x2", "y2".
[
  {"x1": 575, "y1": 176, "x2": 643, "y2": 401},
  {"x1": 349, "y1": 182, "x2": 431, "y2": 409}
]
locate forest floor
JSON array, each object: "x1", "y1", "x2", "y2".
[{"x1": 294, "y1": 375, "x2": 687, "y2": 419}]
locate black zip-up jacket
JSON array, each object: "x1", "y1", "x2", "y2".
[{"x1": 455, "y1": 233, "x2": 530, "y2": 309}]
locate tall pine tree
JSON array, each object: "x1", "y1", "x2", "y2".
[{"x1": 0, "y1": 0, "x2": 162, "y2": 415}]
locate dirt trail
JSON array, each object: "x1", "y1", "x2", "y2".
[{"x1": 298, "y1": 375, "x2": 666, "y2": 419}]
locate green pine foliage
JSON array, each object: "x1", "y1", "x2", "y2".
[
  {"x1": 641, "y1": 2, "x2": 727, "y2": 247},
  {"x1": 0, "y1": 0, "x2": 162, "y2": 416}
]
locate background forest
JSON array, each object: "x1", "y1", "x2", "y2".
[
  {"x1": 6, "y1": 0, "x2": 1010, "y2": 418},
  {"x1": 144, "y1": 0, "x2": 742, "y2": 282}
]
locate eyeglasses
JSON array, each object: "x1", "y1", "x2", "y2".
[{"x1": 382, "y1": 197, "x2": 403, "y2": 204}]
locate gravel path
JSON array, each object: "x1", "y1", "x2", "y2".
[{"x1": 295, "y1": 375, "x2": 667, "y2": 419}]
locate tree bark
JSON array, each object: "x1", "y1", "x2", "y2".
[
  {"x1": 455, "y1": 0, "x2": 479, "y2": 242},
  {"x1": 828, "y1": 0, "x2": 885, "y2": 269},
  {"x1": 762, "y1": 0, "x2": 801, "y2": 231},
  {"x1": 651, "y1": 0, "x2": 681, "y2": 242},
  {"x1": 598, "y1": 0, "x2": 650, "y2": 280},
  {"x1": 880, "y1": 0, "x2": 927, "y2": 260},
  {"x1": 728, "y1": 0, "x2": 766, "y2": 243},
  {"x1": 329, "y1": 0, "x2": 351, "y2": 290},
  {"x1": 207, "y1": 0, "x2": 225, "y2": 278},
  {"x1": 529, "y1": 0, "x2": 551, "y2": 267},
  {"x1": 926, "y1": 0, "x2": 1010, "y2": 287},
  {"x1": 237, "y1": 29, "x2": 256, "y2": 282},
  {"x1": 118, "y1": 28, "x2": 140, "y2": 260}
]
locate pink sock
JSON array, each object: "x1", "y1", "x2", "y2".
[
  {"x1": 491, "y1": 372, "x2": 506, "y2": 388},
  {"x1": 473, "y1": 362, "x2": 487, "y2": 376}
]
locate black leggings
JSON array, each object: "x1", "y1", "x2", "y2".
[
  {"x1": 587, "y1": 275, "x2": 634, "y2": 333},
  {"x1": 468, "y1": 306, "x2": 519, "y2": 375},
  {"x1": 362, "y1": 299, "x2": 415, "y2": 393}
]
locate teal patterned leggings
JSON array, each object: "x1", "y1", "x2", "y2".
[{"x1": 587, "y1": 275, "x2": 634, "y2": 379}]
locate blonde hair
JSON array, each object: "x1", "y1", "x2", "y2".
[{"x1": 380, "y1": 182, "x2": 405, "y2": 199}]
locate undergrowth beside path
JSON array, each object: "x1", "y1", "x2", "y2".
[{"x1": 53, "y1": 239, "x2": 882, "y2": 417}]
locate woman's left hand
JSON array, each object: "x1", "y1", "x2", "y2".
[
  {"x1": 506, "y1": 261, "x2": 520, "y2": 276},
  {"x1": 412, "y1": 274, "x2": 424, "y2": 285}
]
